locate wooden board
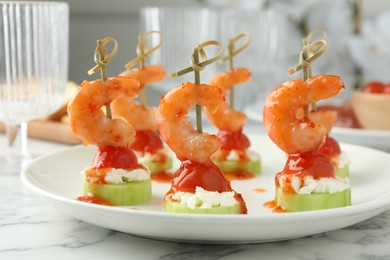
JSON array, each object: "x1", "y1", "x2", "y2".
[{"x1": 0, "y1": 120, "x2": 81, "y2": 144}]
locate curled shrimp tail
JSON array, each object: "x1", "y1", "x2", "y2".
[
  {"x1": 112, "y1": 97, "x2": 157, "y2": 131},
  {"x1": 204, "y1": 102, "x2": 246, "y2": 132},
  {"x1": 209, "y1": 67, "x2": 251, "y2": 93},
  {"x1": 263, "y1": 75, "x2": 344, "y2": 154},
  {"x1": 68, "y1": 77, "x2": 140, "y2": 147},
  {"x1": 310, "y1": 109, "x2": 338, "y2": 133},
  {"x1": 120, "y1": 65, "x2": 166, "y2": 88},
  {"x1": 156, "y1": 82, "x2": 224, "y2": 164}
]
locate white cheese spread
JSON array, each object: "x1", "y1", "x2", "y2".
[
  {"x1": 171, "y1": 186, "x2": 238, "y2": 209},
  {"x1": 279, "y1": 175, "x2": 350, "y2": 195},
  {"x1": 104, "y1": 168, "x2": 150, "y2": 184},
  {"x1": 135, "y1": 148, "x2": 169, "y2": 164}
]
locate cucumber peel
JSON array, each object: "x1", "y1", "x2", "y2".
[
  {"x1": 144, "y1": 157, "x2": 173, "y2": 175},
  {"x1": 275, "y1": 187, "x2": 351, "y2": 212},
  {"x1": 213, "y1": 159, "x2": 261, "y2": 176},
  {"x1": 336, "y1": 164, "x2": 349, "y2": 179},
  {"x1": 83, "y1": 179, "x2": 152, "y2": 206},
  {"x1": 164, "y1": 201, "x2": 241, "y2": 214}
]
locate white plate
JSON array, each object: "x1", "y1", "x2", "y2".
[
  {"x1": 21, "y1": 135, "x2": 390, "y2": 244},
  {"x1": 245, "y1": 102, "x2": 390, "y2": 152}
]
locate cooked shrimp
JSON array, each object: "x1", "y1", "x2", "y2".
[
  {"x1": 112, "y1": 65, "x2": 166, "y2": 131},
  {"x1": 156, "y1": 82, "x2": 224, "y2": 164},
  {"x1": 205, "y1": 68, "x2": 250, "y2": 132},
  {"x1": 263, "y1": 74, "x2": 344, "y2": 154},
  {"x1": 120, "y1": 65, "x2": 166, "y2": 89},
  {"x1": 310, "y1": 109, "x2": 337, "y2": 133},
  {"x1": 67, "y1": 76, "x2": 140, "y2": 147},
  {"x1": 112, "y1": 98, "x2": 156, "y2": 131},
  {"x1": 209, "y1": 67, "x2": 251, "y2": 94}
]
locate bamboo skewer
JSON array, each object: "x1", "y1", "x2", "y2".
[
  {"x1": 125, "y1": 31, "x2": 163, "y2": 105},
  {"x1": 87, "y1": 37, "x2": 119, "y2": 119},
  {"x1": 219, "y1": 32, "x2": 250, "y2": 109},
  {"x1": 289, "y1": 29, "x2": 328, "y2": 118},
  {"x1": 170, "y1": 40, "x2": 223, "y2": 133}
]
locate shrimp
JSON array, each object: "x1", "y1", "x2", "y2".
[
  {"x1": 112, "y1": 65, "x2": 166, "y2": 131},
  {"x1": 112, "y1": 98, "x2": 156, "y2": 131},
  {"x1": 67, "y1": 76, "x2": 140, "y2": 147},
  {"x1": 263, "y1": 74, "x2": 344, "y2": 154},
  {"x1": 155, "y1": 82, "x2": 224, "y2": 164},
  {"x1": 119, "y1": 65, "x2": 166, "y2": 89},
  {"x1": 205, "y1": 68, "x2": 250, "y2": 132},
  {"x1": 209, "y1": 68, "x2": 251, "y2": 94},
  {"x1": 310, "y1": 109, "x2": 337, "y2": 133}
]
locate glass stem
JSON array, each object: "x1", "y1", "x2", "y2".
[{"x1": 5, "y1": 122, "x2": 29, "y2": 162}]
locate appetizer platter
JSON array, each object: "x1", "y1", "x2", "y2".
[
  {"x1": 21, "y1": 135, "x2": 390, "y2": 243},
  {"x1": 21, "y1": 27, "x2": 390, "y2": 242}
]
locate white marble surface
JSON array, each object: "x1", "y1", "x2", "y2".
[{"x1": 2, "y1": 123, "x2": 390, "y2": 260}]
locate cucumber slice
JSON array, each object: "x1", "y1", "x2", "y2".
[
  {"x1": 164, "y1": 201, "x2": 241, "y2": 214},
  {"x1": 145, "y1": 157, "x2": 173, "y2": 175},
  {"x1": 83, "y1": 179, "x2": 151, "y2": 206},
  {"x1": 336, "y1": 164, "x2": 349, "y2": 179},
  {"x1": 275, "y1": 187, "x2": 351, "y2": 212},
  {"x1": 213, "y1": 159, "x2": 261, "y2": 176}
]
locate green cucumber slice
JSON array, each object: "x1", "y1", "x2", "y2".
[
  {"x1": 213, "y1": 159, "x2": 261, "y2": 176},
  {"x1": 83, "y1": 179, "x2": 152, "y2": 206},
  {"x1": 336, "y1": 164, "x2": 349, "y2": 179},
  {"x1": 144, "y1": 157, "x2": 173, "y2": 174},
  {"x1": 276, "y1": 187, "x2": 351, "y2": 212},
  {"x1": 164, "y1": 201, "x2": 241, "y2": 214}
]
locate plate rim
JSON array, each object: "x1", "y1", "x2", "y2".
[{"x1": 21, "y1": 136, "x2": 390, "y2": 224}]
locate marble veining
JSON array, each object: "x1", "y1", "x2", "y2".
[{"x1": 2, "y1": 133, "x2": 390, "y2": 259}]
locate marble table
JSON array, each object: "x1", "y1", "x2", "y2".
[{"x1": 2, "y1": 124, "x2": 390, "y2": 260}]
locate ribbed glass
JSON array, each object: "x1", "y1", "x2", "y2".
[
  {"x1": 0, "y1": 1, "x2": 68, "y2": 174},
  {"x1": 0, "y1": 1, "x2": 69, "y2": 124}
]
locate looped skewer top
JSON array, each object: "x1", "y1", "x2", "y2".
[
  {"x1": 219, "y1": 32, "x2": 251, "y2": 68},
  {"x1": 170, "y1": 40, "x2": 223, "y2": 78},
  {"x1": 87, "y1": 37, "x2": 119, "y2": 79},
  {"x1": 169, "y1": 40, "x2": 223, "y2": 134},
  {"x1": 125, "y1": 31, "x2": 163, "y2": 70},
  {"x1": 218, "y1": 32, "x2": 251, "y2": 108},
  {"x1": 288, "y1": 29, "x2": 328, "y2": 76},
  {"x1": 289, "y1": 29, "x2": 328, "y2": 117}
]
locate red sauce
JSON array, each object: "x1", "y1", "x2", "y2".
[
  {"x1": 168, "y1": 160, "x2": 232, "y2": 193},
  {"x1": 263, "y1": 200, "x2": 285, "y2": 213},
  {"x1": 131, "y1": 130, "x2": 164, "y2": 154},
  {"x1": 272, "y1": 206, "x2": 286, "y2": 213},
  {"x1": 151, "y1": 171, "x2": 172, "y2": 183},
  {"x1": 319, "y1": 135, "x2": 341, "y2": 158},
  {"x1": 275, "y1": 150, "x2": 335, "y2": 194},
  {"x1": 165, "y1": 159, "x2": 247, "y2": 214},
  {"x1": 86, "y1": 146, "x2": 146, "y2": 184},
  {"x1": 217, "y1": 129, "x2": 250, "y2": 152},
  {"x1": 224, "y1": 170, "x2": 254, "y2": 180},
  {"x1": 92, "y1": 145, "x2": 138, "y2": 169},
  {"x1": 76, "y1": 195, "x2": 113, "y2": 206},
  {"x1": 253, "y1": 188, "x2": 268, "y2": 193},
  {"x1": 263, "y1": 200, "x2": 277, "y2": 208}
]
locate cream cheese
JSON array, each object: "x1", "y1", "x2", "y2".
[
  {"x1": 171, "y1": 186, "x2": 237, "y2": 209},
  {"x1": 279, "y1": 175, "x2": 350, "y2": 195},
  {"x1": 103, "y1": 168, "x2": 150, "y2": 184},
  {"x1": 135, "y1": 148, "x2": 169, "y2": 164}
]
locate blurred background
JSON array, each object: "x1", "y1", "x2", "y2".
[{"x1": 46, "y1": 0, "x2": 390, "y2": 108}]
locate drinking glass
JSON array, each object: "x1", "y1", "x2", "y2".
[
  {"x1": 0, "y1": 1, "x2": 69, "y2": 174},
  {"x1": 139, "y1": 7, "x2": 219, "y2": 93},
  {"x1": 218, "y1": 8, "x2": 297, "y2": 111}
]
